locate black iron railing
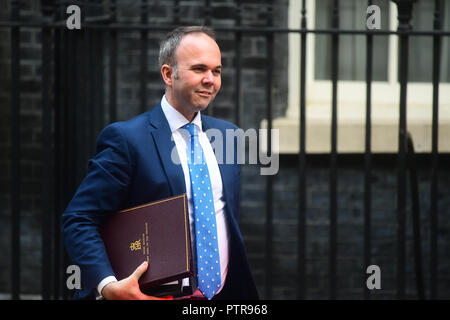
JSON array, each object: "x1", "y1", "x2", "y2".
[{"x1": 0, "y1": 0, "x2": 447, "y2": 300}]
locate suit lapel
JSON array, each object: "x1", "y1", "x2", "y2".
[
  {"x1": 148, "y1": 108, "x2": 234, "y2": 208},
  {"x1": 148, "y1": 104, "x2": 186, "y2": 196}
]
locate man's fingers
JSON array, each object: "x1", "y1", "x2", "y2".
[{"x1": 131, "y1": 261, "x2": 148, "y2": 281}]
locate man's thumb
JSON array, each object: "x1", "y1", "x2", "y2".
[{"x1": 131, "y1": 261, "x2": 148, "y2": 280}]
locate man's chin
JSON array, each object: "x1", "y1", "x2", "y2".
[
  {"x1": 192, "y1": 103, "x2": 211, "y2": 113},
  {"x1": 190, "y1": 96, "x2": 217, "y2": 113}
]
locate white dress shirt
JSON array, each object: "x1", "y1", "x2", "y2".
[{"x1": 97, "y1": 96, "x2": 229, "y2": 298}]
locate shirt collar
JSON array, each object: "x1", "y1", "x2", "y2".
[{"x1": 161, "y1": 95, "x2": 203, "y2": 133}]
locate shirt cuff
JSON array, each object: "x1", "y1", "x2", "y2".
[{"x1": 96, "y1": 276, "x2": 118, "y2": 299}]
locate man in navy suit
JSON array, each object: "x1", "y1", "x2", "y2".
[{"x1": 62, "y1": 26, "x2": 259, "y2": 300}]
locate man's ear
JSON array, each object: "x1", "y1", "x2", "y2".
[{"x1": 161, "y1": 64, "x2": 173, "y2": 87}]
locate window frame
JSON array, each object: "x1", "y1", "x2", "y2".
[{"x1": 286, "y1": 0, "x2": 450, "y2": 121}]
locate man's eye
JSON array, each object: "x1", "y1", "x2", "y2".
[{"x1": 213, "y1": 70, "x2": 221, "y2": 75}]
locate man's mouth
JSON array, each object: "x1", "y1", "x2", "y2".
[{"x1": 196, "y1": 90, "x2": 213, "y2": 97}]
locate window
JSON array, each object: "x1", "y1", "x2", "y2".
[
  {"x1": 274, "y1": 0, "x2": 450, "y2": 154},
  {"x1": 315, "y1": 0, "x2": 390, "y2": 81},
  {"x1": 408, "y1": 0, "x2": 450, "y2": 82}
]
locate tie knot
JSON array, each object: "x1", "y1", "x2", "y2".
[{"x1": 182, "y1": 123, "x2": 198, "y2": 137}]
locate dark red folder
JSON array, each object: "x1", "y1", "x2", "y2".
[{"x1": 100, "y1": 194, "x2": 195, "y2": 294}]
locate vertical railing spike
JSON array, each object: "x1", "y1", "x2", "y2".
[
  {"x1": 10, "y1": 0, "x2": 21, "y2": 300},
  {"x1": 391, "y1": 0, "x2": 416, "y2": 300},
  {"x1": 298, "y1": 0, "x2": 307, "y2": 300}
]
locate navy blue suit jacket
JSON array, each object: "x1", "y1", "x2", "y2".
[{"x1": 62, "y1": 103, "x2": 258, "y2": 300}]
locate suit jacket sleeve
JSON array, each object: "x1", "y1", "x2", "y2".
[{"x1": 62, "y1": 122, "x2": 133, "y2": 292}]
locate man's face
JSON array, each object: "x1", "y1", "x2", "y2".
[{"x1": 163, "y1": 32, "x2": 222, "y2": 120}]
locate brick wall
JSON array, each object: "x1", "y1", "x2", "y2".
[
  {"x1": 0, "y1": 0, "x2": 45, "y2": 295},
  {"x1": 0, "y1": 0, "x2": 11, "y2": 294}
]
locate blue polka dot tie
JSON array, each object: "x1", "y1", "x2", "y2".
[{"x1": 182, "y1": 123, "x2": 221, "y2": 299}]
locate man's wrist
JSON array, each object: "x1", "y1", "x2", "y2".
[{"x1": 97, "y1": 276, "x2": 118, "y2": 298}]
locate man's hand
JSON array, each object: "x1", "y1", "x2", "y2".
[{"x1": 101, "y1": 261, "x2": 168, "y2": 300}]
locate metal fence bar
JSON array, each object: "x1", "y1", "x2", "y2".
[
  {"x1": 173, "y1": 0, "x2": 180, "y2": 25},
  {"x1": 66, "y1": 28, "x2": 76, "y2": 231},
  {"x1": 430, "y1": 0, "x2": 442, "y2": 300},
  {"x1": 204, "y1": 0, "x2": 212, "y2": 27},
  {"x1": 363, "y1": 0, "x2": 374, "y2": 301},
  {"x1": 2, "y1": 19, "x2": 450, "y2": 36},
  {"x1": 63, "y1": 20, "x2": 73, "y2": 300},
  {"x1": 329, "y1": 0, "x2": 339, "y2": 300},
  {"x1": 52, "y1": 4, "x2": 62, "y2": 299},
  {"x1": 234, "y1": 0, "x2": 242, "y2": 127},
  {"x1": 41, "y1": 2, "x2": 53, "y2": 300},
  {"x1": 297, "y1": 0, "x2": 307, "y2": 301},
  {"x1": 75, "y1": 28, "x2": 85, "y2": 191},
  {"x1": 109, "y1": 0, "x2": 117, "y2": 123},
  {"x1": 87, "y1": 0, "x2": 98, "y2": 161},
  {"x1": 393, "y1": 0, "x2": 415, "y2": 300},
  {"x1": 61, "y1": 22, "x2": 71, "y2": 301},
  {"x1": 264, "y1": 3, "x2": 274, "y2": 300},
  {"x1": 83, "y1": 21, "x2": 90, "y2": 176},
  {"x1": 406, "y1": 133, "x2": 425, "y2": 299},
  {"x1": 204, "y1": 0, "x2": 213, "y2": 116},
  {"x1": 90, "y1": 29, "x2": 97, "y2": 151},
  {"x1": 91, "y1": 2, "x2": 102, "y2": 154},
  {"x1": 53, "y1": 2, "x2": 69, "y2": 297},
  {"x1": 10, "y1": 0, "x2": 21, "y2": 300},
  {"x1": 92, "y1": 29, "x2": 104, "y2": 148},
  {"x1": 140, "y1": 0, "x2": 148, "y2": 114},
  {"x1": 97, "y1": 29, "x2": 105, "y2": 135}
]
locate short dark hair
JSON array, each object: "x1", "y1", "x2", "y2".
[{"x1": 158, "y1": 26, "x2": 217, "y2": 71}]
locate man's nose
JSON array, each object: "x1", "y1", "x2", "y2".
[{"x1": 202, "y1": 70, "x2": 214, "y2": 84}]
